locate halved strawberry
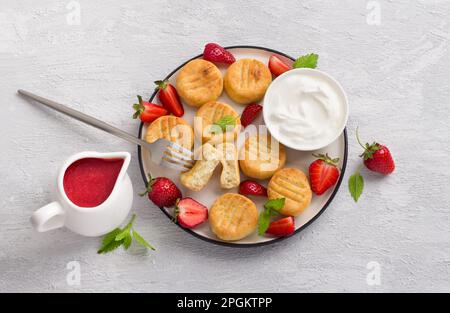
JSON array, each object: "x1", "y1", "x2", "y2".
[
  {"x1": 266, "y1": 217, "x2": 295, "y2": 237},
  {"x1": 309, "y1": 153, "x2": 340, "y2": 195},
  {"x1": 154, "y1": 80, "x2": 184, "y2": 117},
  {"x1": 268, "y1": 55, "x2": 290, "y2": 77},
  {"x1": 176, "y1": 198, "x2": 208, "y2": 229},
  {"x1": 240, "y1": 103, "x2": 262, "y2": 128},
  {"x1": 239, "y1": 180, "x2": 267, "y2": 197},
  {"x1": 203, "y1": 43, "x2": 236, "y2": 64},
  {"x1": 132, "y1": 95, "x2": 168, "y2": 123}
]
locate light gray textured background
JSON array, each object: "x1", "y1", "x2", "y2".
[{"x1": 1, "y1": 0, "x2": 449, "y2": 293}]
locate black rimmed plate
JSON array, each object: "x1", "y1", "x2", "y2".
[{"x1": 138, "y1": 46, "x2": 348, "y2": 247}]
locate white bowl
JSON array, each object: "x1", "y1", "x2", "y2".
[{"x1": 263, "y1": 68, "x2": 349, "y2": 151}]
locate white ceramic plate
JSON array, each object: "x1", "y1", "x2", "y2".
[{"x1": 138, "y1": 46, "x2": 348, "y2": 247}]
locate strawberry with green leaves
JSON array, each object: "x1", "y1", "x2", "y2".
[
  {"x1": 141, "y1": 174, "x2": 182, "y2": 208},
  {"x1": 258, "y1": 198, "x2": 295, "y2": 237},
  {"x1": 309, "y1": 153, "x2": 340, "y2": 195},
  {"x1": 132, "y1": 95, "x2": 168, "y2": 123},
  {"x1": 154, "y1": 80, "x2": 184, "y2": 117},
  {"x1": 357, "y1": 129, "x2": 395, "y2": 175},
  {"x1": 349, "y1": 128, "x2": 395, "y2": 203},
  {"x1": 258, "y1": 198, "x2": 285, "y2": 236}
]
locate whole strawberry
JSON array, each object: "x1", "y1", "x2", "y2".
[
  {"x1": 141, "y1": 175, "x2": 181, "y2": 207},
  {"x1": 357, "y1": 129, "x2": 395, "y2": 174},
  {"x1": 240, "y1": 103, "x2": 263, "y2": 128},
  {"x1": 203, "y1": 43, "x2": 236, "y2": 64}
]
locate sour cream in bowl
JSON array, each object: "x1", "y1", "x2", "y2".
[{"x1": 263, "y1": 68, "x2": 348, "y2": 151}]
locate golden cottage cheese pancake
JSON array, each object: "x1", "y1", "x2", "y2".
[
  {"x1": 209, "y1": 193, "x2": 258, "y2": 241},
  {"x1": 224, "y1": 58, "x2": 272, "y2": 105},
  {"x1": 267, "y1": 167, "x2": 312, "y2": 216},
  {"x1": 194, "y1": 101, "x2": 241, "y2": 144},
  {"x1": 145, "y1": 115, "x2": 194, "y2": 150},
  {"x1": 176, "y1": 59, "x2": 223, "y2": 107},
  {"x1": 239, "y1": 134, "x2": 286, "y2": 180}
]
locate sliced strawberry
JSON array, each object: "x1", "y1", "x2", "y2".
[
  {"x1": 132, "y1": 95, "x2": 168, "y2": 123},
  {"x1": 240, "y1": 103, "x2": 262, "y2": 128},
  {"x1": 356, "y1": 129, "x2": 395, "y2": 175},
  {"x1": 176, "y1": 198, "x2": 208, "y2": 229},
  {"x1": 203, "y1": 43, "x2": 236, "y2": 64},
  {"x1": 239, "y1": 180, "x2": 267, "y2": 197},
  {"x1": 266, "y1": 217, "x2": 295, "y2": 237},
  {"x1": 154, "y1": 80, "x2": 184, "y2": 117},
  {"x1": 309, "y1": 153, "x2": 340, "y2": 195},
  {"x1": 268, "y1": 55, "x2": 290, "y2": 77}
]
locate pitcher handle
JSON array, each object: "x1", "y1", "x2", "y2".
[{"x1": 31, "y1": 201, "x2": 65, "y2": 232}]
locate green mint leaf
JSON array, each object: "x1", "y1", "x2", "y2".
[
  {"x1": 264, "y1": 198, "x2": 285, "y2": 212},
  {"x1": 115, "y1": 228, "x2": 131, "y2": 241},
  {"x1": 258, "y1": 198, "x2": 286, "y2": 235},
  {"x1": 97, "y1": 239, "x2": 124, "y2": 254},
  {"x1": 98, "y1": 228, "x2": 125, "y2": 254},
  {"x1": 349, "y1": 171, "x2": 364, "y2": 202},
  {"x1": 293, "y1": 53, "x2": 319, "y2": 69},
  {"x1": 258, "y1": 209, "x2": 271, "y2": 236},
  {"x1": 212, "y1": 116, "x2": 236, "y2": 133},
  {"x1": 115, "y1": 214, "x2": 136, "y2": 241},
  {"x1": 123, "y1": 234, "x2": 133, "y2": 250},
  {"x1": 100, "y1": 228, "x2": 121, "y2": 246},
  {"x1": 132, "y1": 229, "x2": 156, "y2": 251}
]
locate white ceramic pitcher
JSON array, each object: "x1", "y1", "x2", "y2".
[{"x1": 30, "y1": 151, "x2": 133, "y2": 237}]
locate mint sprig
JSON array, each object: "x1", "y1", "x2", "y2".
[
  {"x1": 258, "y1": 198, "x2": 285, "y2": 235},
  {"x1": 211, "y1": 116, "x2": 236, "y2": 134},
  {"x1": 293, "y1": 53, "x2": 319, "y2": 69},
  {"x1": 97, "y1": 214, "x2": 155, "y2": 254}
]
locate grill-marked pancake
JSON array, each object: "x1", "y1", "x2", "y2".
[
  {"x1": 176, "y1": 59, "x2": 223, "y2": 107},
  {"x1": 268, "y1": 168, "x2": 312, "y2": 216},
  {"x1": 224, "y1": 59, "x2": 272, "y2": 105},
  {"x1": 239, "y1": 134, "x2": 286, "y2": 180},
  {"x1": 209, "y1": 193, "x2": 258, "y2": 241},
  {"x1": 145, "y1": 115, "x2": 194, "y2": 150},
  {"x1": 195, "y1": 101, "x2": 241, "y2": 144}
]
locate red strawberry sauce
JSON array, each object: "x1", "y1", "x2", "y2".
[{"x1": 63, "y1": 158, "x2": 124, "y2": 208}]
